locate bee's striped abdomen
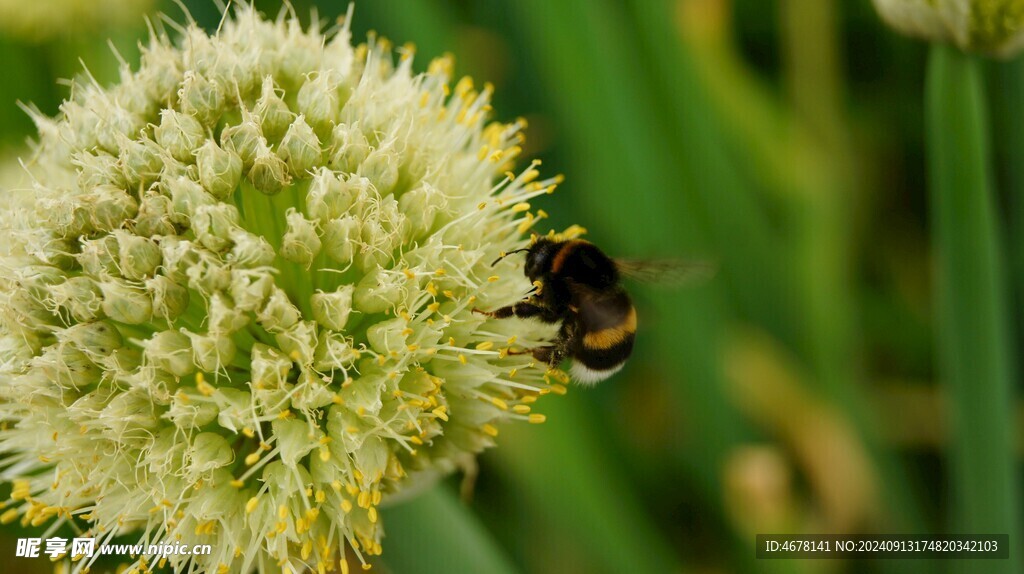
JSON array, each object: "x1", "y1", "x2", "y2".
[{"x1": 570, "y1": 305, "x2": 636, "y2": 385}]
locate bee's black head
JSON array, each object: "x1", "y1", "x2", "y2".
[{"x1": 524, "y1": 237, "x2": 560, "y2": 282}]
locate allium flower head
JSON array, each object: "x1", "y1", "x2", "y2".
[
  {"x1": 0, "y1": 6, "x2": 570, "y2": 572},
  {"x1": 873, "y1": 0, "x2": 1024, "y2": 56}
]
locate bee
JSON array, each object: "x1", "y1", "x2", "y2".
[{"x1": 474, "y1": 237, "x2": 713, "y2": 385}]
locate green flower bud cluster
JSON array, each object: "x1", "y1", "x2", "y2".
[{"x1": 0, "y1": 6, "x2": 567, "y2": 573}]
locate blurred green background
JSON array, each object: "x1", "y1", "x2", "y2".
[{"x1": 1, "y1": 0, "x2": 1021, "y2": 573}]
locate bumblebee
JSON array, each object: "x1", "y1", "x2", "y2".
[{"x1": 475, "y1": 237, "x2": 712, "y2": 385}]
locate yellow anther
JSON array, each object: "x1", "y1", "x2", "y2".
[
  {"x1": 529, "y1": 414, "x2": 547, "y2": 424},
  {"x1": 481, "y1": 424, "x2": 499, "y2": 437},
  {"x1": 458, "y1": 354, "x2": 467, "y2": 364},
  {"x1": 245, "y1": 452, "x2": 261, "y2": 466},
  {"x1": 476, "y1": 341, "x2": 494, "y2": 351},
  {"x1": 368, "y1": 507, "x2": 379, "y2": 523},
  {"x1": 278, "y1": 505, "x2": 289, "y2": 520},
  {"x1": 230, "y1": 479, "x2": 244, "y2": 488},
  {"x1": 245, "y1": 497, "x2": 259, "y2": 514},
  {"x1": 513, "y1": 404, "x2": 532, "y2": 414},
  {"x1": 432, "y1": 407, "x2": 450, "y2": 422},
  {"x1": 340, "y1": 499, "x2": 353, "y2": 513},
  {"x1": 409, "y1": 435, "x2": 423, "y2": 445},
  {"x1": 491, "y1": 397, "x2": 508, "y2": 410}
]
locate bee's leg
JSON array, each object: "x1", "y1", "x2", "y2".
[
  {"x1": 507, "y1": 344, "x2": 567, "y2": 366},
  {"x1": 472, "y1": 301, "x2": 561, "y2": 323},
  {"x1": 506, "y1": 318, "x2": 574, "y2": 367}
]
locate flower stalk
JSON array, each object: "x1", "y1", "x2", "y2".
[{"x1": 925, "y1": 43, "x2": 1020, "y2": 571}]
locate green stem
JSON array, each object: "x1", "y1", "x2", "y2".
[
  {"x1": 925, "y1": 44, "x2": 1020, "y2": 572},
  {"x1": 380, "y1": 486, "x2": 520, "y2": 574},
  {"x1": 987, "y1": 56, "x2": 1024, "y2": 373}
]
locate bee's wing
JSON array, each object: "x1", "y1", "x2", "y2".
[{"x1": 613, "y1": 258, "x2": 716, "y2": 287}]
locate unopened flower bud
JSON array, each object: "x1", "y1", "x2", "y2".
[
  {"x1": 76, "y1": 151, "x2": 126, "y2": 190},
  {"x1": 114, "y1": 231, "x2": 161, "y2": 281},
  {"x1": 185, "y1": 330, "x2": 237, "y2": 372},
  {"x1": 257, "y1": 287, "x2": 301, "y2": 333},
  {"x1": 359, "y1": 147, "x2": 399, "y2": 195},
  {"x1": 143, "y1": 330, "x2": 195, "y2": 377},
  {"x1": 366, "y1": 317, "x2": 409, "y2": 354},
  {"x1": 76, "y1": 236, "x2": 120, "y2": 277},
  {"x1": 208, "y1": 293, "x2": 249, "y2": 334},
  {"x1": 99, "y1": 277, "x2": 153, "y2": 325},
  {"x1": 166, "y1": 175, "x2": 216, "y2": 224},
  {"x1": 280, "y1": 208, "x2": 321, "y2": 267},
  {"x1": 146, "y1": 275, "x2": 190, "y2": 322},
  {"x1": 248, "y1": 139, "x2": 290, "y2": 194},
  {"x1": 88, "y1": 185, "x2": 139, "y2": 233},
  {"x1": 354, "y1": 267, "x2": 404, "y2": 313},
  {"x1": 328, "y1": 123, "x2": 370, "y2": 172},
  {"x1": 251, "y1": 343, "x2": 291, "y2": 388},
  {"x1": 297, "y1": 70, "x2": 340, "y2": 131},
  {"x1": 220, "y1": 118, "x2": 263, "y2": 166},
  {"x1": 321, "y1": 215, "x2": 361, "y2": 264},
  {"x1": 178, "y1": 71, "x2": 224, "y2": 125},
  {"x1": 306, "y1": 168, "x2": 354, "y2": 221},
  {"x1": 50, "y1": 276, "x2": 104, "y2": 322},
  {"x1": 228, "y1": 229, "x2": 276, "y2": 267},
  {"x1": 192, "y1": 203, "x2": 241, "y2": 252},
  {"x1": 60, "y1": 321, "x2": 123, "y2": 358},
  {"x1": 155, "y1": 109, "x2": 205, "y2": 163},
  {"x1": 119, "y1": 136, "x2": 164, "y2": 187},
  {"x1": 274, "y1": 320, "x2": 318, "y2": 366},
  {"x1": 196, "y1": 140, "x2": 243, "y2": 200},
  {"x1": 229, "y1": 269, "x2": 274, "y2": 312},
  {"x1": 399, "y1": 182, "x2": 446, "y2": 237},
  {"x1": 254, "y1": 76, "x2": 294, "y2": 142},
  {"x1": 311, "y1": 285, "x2": 354, "y2": 331},
  {"x1": 135, "y1": 191, "x2": 176, "y2": 237},
  {"x1": 279, "y1": 115, "x2": 322, "y2": 177}
]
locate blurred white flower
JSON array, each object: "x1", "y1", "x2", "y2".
[
  {"x1": 0, "y1": 6, "x2": 568, "y2": 572},
  {"x1": 873, "y1": 0, "x2": 1024, "y2": 56}
]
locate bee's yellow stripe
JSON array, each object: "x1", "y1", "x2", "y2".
[{"x1": 582, "y1": 307, "x2": 637, "y2": 349}]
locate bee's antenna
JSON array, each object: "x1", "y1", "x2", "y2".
[{"x1": 491, "y1": 248, "x2": 529, "y2": 267}]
